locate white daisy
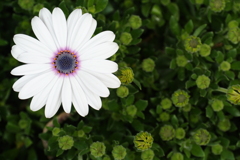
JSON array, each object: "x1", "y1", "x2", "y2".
[{"x1": 11, "y1": 7, "x2": 120, "y2": 118}]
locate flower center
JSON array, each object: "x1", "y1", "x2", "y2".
[{"x1": 53, "y1": 50, "x2": 78, "y2": 75}]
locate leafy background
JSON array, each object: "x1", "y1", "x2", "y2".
[{"x1": 1, "y1": 0, "x2": 240, "y2": 159}]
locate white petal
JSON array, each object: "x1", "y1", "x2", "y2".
[
  {"x1": 12, "y1": 74, "x2": 37, "y2": 92},
  {"x1": 30, "y1": 75, "x2": 58, "y2": 111},
  {"x1": 81, "y1": 60, "x2": 118, "y2": 73},
  {"x1": 86, "y1": 72, "x2": 120, "y2": 88},
  {"x1": 79, "y1": 31, "x2": 115, "y2": 51},
  {"x1": 67, "y1": 13, "x2": 93, "y2": 50},
  {"x1": 70, "y1": 77, "x2": 88, "y2": 116},
  {"x1": 39, "y1": 8, "x2": 60, "y2": 49},
  {"x1": 13, "y1": 34, "x2": 52, "y2": 57},
  {"x1": 31, "y1": 16, "x2": 58, "y2": 52},
  {"x1": 11, "y1": 45, "x2": 27, "y2": 59},
  {"x1": 17, "y1": 53, "x2": 52, "y2": 64},
  {"x1": 77, "y1": 70, "x2": 109, "y2": 97},
  {"x1": 52, "y1": 7, "x2": 67, "y2": 48},
  {"x1": 80, "y1": 42, "x2": 119, "y2": 60},
  {"x1": 45, "y1": 77, "x2": 63, "y2": 118},
  {"x1": 11, "y1": 64, "x2": 51, "y2": 76},
  {"x1": 61, "y1": 77, "x2": 72, "y2": 113},
  {"x1": 18, "y1": 71, "x2": 55, "y2": 99}
]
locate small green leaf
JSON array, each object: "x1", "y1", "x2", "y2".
[
  {"x1": 95, "y1": 0, "x2": 108, "y2": 13},
  {"x1": 133, "y1": 78, "x2": 142, "y2": 90},
  {"x1": 59, "y1": 1, "x2": 69, "y2": 16},
  {"x1": 231, "y1": 61, "x2": 240, "y2": 70},
  {"x1": 191, "y1": 143, "x2": 205, "y2": 157},
  {"x1": 193, "y1": 24, "x2": 207, "y2": 37},
  {"x1": 185, "y1": 80, "x2": 196, "y2": 89},
  {"x1": 206, "y1": 106, "x2": 213, "y2": 118},
  {"x1": 135, "y1": 100, "x2": 148, "y2": 111},
  {"x1": 224, "y1": 105, "x2": 240, "y2": 117},
  {"x1": 221, "y1": 149, "x2": 235, "y2": 160},
  {"x1": 184, "y1": 20, "x2": 194, "y2": 34},
  {"x1": 169, "y1": 15, "x2": 180, "y2": 35}
]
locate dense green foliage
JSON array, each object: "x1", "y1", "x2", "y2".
[{"x1": 1, "y1": 0, "x2": 240, "y2": 159}]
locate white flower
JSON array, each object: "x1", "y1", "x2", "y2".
[{"x1": 11, "y1": 7, "x2": 120, "y2": 118}]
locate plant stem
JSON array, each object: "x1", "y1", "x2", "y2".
[{"x1": 215, "y1": 87, "x2": 228, "y2": 93}]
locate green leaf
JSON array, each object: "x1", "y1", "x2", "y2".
[
  {"x1": 82, "y1": 126, "x2": 92, "y2": 133},
  {"x1": 133, "y1": 78, "x2": 142, "y2": 90},
  {"x1": 131, "y1": 29, "x2": 144, "y2": 39},
  {"x1": 225, "y1": 71, "x2": 235, "y2": 80},
  {"x1": 125, "y1": 95, "x2": 135, "y2": 106},
  {"x1": 108, "y1": 99, "x2": 121, "y2": 111},
  {"x1": 95, "y1": 0, "x2": 108, "y2": 13},
  {"x1": 135, "y1": 100, "x2": 148, "y2": 111},
  {"x1": 191, "y1": 143, "x2": 205, "y2": 157},
  {"x1": 59, "y1": 1, "x2": 69, "y2": 16},
  {"x1": 170, "y1": 59, "x2": 177, "y2": 69},
  {"x1": 184, "y1": 20, "x2": 194, "y2": 34},
  {"x1": 6, "y1": 122, "x2": 21, "y2": 133},
  {"x1": 151, "y1": 143, "x2": 165, "y2": 157},
  {"x1": 206, "y1": 106, "x2": 213, "y2": 119},
  {"x1": 219, "y1": 137, "x2": 230, "y2": 148},
  {"x1": 193, "y1": 24, "x2": 207, "y2": 37},
  {"x1": 231, "y1": 61, "x2": 240, "y2": 70},
  {"x1": 131, "y1": 120, "x2": 144, "y2": 131},
  {"x1": 141, "y1": 3, "x2": 151, "y2": 17},
  {"x1": 185, "y1": 80, "x2": 196, "y2": 89},
  {"x1": 56, "y1": 149, "x2": 64, "y2": 157},
  {"x1": 171, "y1": 115, "x2": 179, "y2": 127},
  {"x1": 224, "y1": 105, "x2": 240, "y2": 117},
  {"x1": 169, "y1": 15, "x2": 180, "y2": 35},
  {"x1": 0, "y1": 38, "x2": 8, "y2": 46},
  {"x1": 221, "y1": 149, "x2": 235, "y2": 160},
  {"x1": 215, "y1": 51, "x2": 224, "y2": 63},
  {"x1": 136, "y1": 111, "x2": 145, "y2": 119}
]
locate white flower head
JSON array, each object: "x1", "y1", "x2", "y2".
[{"x1": 11, "y1": 7, "x2": 120, "y2": 118}]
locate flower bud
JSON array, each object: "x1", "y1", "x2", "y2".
[
  {"x1": 141, "y1": 149, "x2": 155, "y2": 160},
  {"x1": 112, "y1": 145, "x2": 127, "y2": 160},
  {"x1": 142, "y1": 58, "x2": 155, "y2": 72},
  {"x1": 200, "y1": 44, "x2": 211, "y2": 57},
  {"x1": 134, "y1": 131, "x2": 154, "y2": 151},
  {"x1": 76, "y1": 130, "x2": 85, "y2": 137},
  {"x1": 211, "y1": 99, "x2": 224, "y2": 112},
  {"x1": 219, "y1": 61, "x2": 231, "y2": 71},
  {"x1": 126, "y1": 105, "x2": 137, "y2": 117},
  {"x1": 175, "y1": 128, "x2": 186, "y2": 140},
  {"x1": 184, "y1": 36, "x2": 202, "y2": 53},
  {"x1": 171, "y1": 90, "x2": 190, "y2": 107},
  {"x1": 193, "y1": 129, "x2": 211, "y2": 145},
  {"x1": 209, "y1": 0, "x2": 225, "y2": 12},
  {"x1": 211, "y1": 144, "x2": 223, "y2": 155},
  {"x1": 227, "y1": 85, "x2": 240, "y2": 105},
  {"x1": 159, "y1": 112, "x2": 170, "y2": 122},
  {"x1": 176, "y1": 55, "x2": 188, "y2": 67},
  {"x1": 196, "y1": 75, "x2": 211, "y2": 89},
  {"x1": 117, "y1": 67, "x2": 134, "y2": 84},
  {"x1": 159, "y1": 125, "x2": 175, "y2": 141},
  {"x1": 58, "y1": 135, "x2": 74, "y2": 150},
  {"x1": 52, "y1": 127, "x2": 61, "y2": 136},
  {"x1": 227, "y1": 28, "x2": 240, "y2": 44},
  {"x1": 90, "y1": 142, "x2": 106, "y2": 158},
  {"x1": 183, "y1": 104, "x2": 192, "y2": 112},
  {"x1": 228, "y1": 20, "x2": 239, "y2": 29},
  {"x1": 161, "y1": 98, "x2": 172, "y2": 110},
  {"x1": 116, "y1": 86, "x2": 129, "y2": 98},
  {"x1": 171, "y1": 152, "x2": 184, "y2": 160},
  {"x1": 103, "y1": 155, "x2": 111, "y2": 160},
  {"x1": 129, "y1": 15, "x2": 142, "y2": 29},
  {"x1": 161, "y1": 0, "x2": 170, "y2": 6},
  {"x1": 18, "y1": 0, "x2": 34, "y2": 10},
  {"x1": 120, "y1": 32, "x2": 132, "y2": 45},
  {"x1": 218, "y1": 118, "x2": 231, "y2": 132},
  {"x1": 195, "y1": 0, "x2": 204, "y2": 5}
]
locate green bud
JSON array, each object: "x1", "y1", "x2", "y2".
[
  {"x1": 228, "y1": 20, "x2": 239, "y2": 29},
  {"x1": 196, "y1": 75, "x2": 211, "y2": 89},
  {"x1": 58, "y1": 135, "x2": 74, "y2": 150},
  {"x1": 224, "y1": 45, "x2": 233, "y2": 50},
  {"x1": 219, "y1": 61, "x2": 231, "y2": 71},
  {"x1": 161, "y1": 98, "x2": 172, "y2": 110},
  {"x1": 200, "y1": 44, "x2": 211, "y2": 57},
  {"x1": 233, "y1": 1, "x2": 240, "y2": 13},
  {"x1": 103, "y1": 155, "x2": 111, "y2": 160},
  {"x1": 117, "y1": 67, "x2": 134, "y2": 84},
  {"x1": 227, "y1": 28, "x2": 240, "y2": 44},
  {"x1": 120, "y1": 32, "x2": 132, "y2": 45},
  {"x1": 18, "y1": 0, "x2": 34, "y2": 10},
  {"x1": 176, "y1": 55, "x2": 188, "y2": 67},
  {"x1": 159, "y1": 125, "x2": 175, "y2": 141},
  {"x1": 182, "y1": 104, "x2": 192, "y2": 112},
  {"x1": 141, "y1": 149, "x2": 155, "y2": 160},
  {"x1": 175, "y1": 128, "x2": 186, "y2": 140},
  {"x1": 227, "y1": 85, "x2": 240, "y2": 105},
  {"x1": 195, "y1": 0, "x2": 204, "y2": 5},
  {"x1": 112, "y1": 145, "x2": 127, "y2": 160},
  {"x1": 209, "y1": 0, "x2": 225, "y2": 12},
  {"x1": 211, "y1": 144, "x2": 223, "y2": 155},
  {"x1": 76, "y1": 130, "x2": 85, "y2": 137},
  {"x1": 124, "y1": 0, "x2": 134, "y2": 8},
  {"x1": 116, "y1": 86, "x2": 129, "y2": 98},
  {"x1": 218, "y1": 118, "x2": 231, "y2": 132},
  {"x1": 129, "y1": 15, "x2": 142, "y2": 29},
  {"x1": 171, "y1": 152, "x2": 184, "y2": 160},
  {"x1": 52, "y1": 127, "x2": 61, "y2": 136},
  {"x1": 142, "y1": 58, "x2": 155, "y2": 72},
  {"x1": 134, "y1": 131, "x2": 154, "y2": 151},
  {"x1": 161, "y1": 0, "x2": 170, "y2": 6},
  {"x1": 171, "y1": 90, "x2": 190, "y2": 107},
  {"x1": 90, "y1": 142, "x2": 106, "y2": 158},
  {"x1": 126, "y1": 105, "x2": 137, "y2": 117},
  {"x1": 33, "y1": 3, "x2": 43, "y2": 13},
  {"x1": 159, "y1": 112, "x2": 170, "y2": 122},
  {"x1": 193, "y1": 129, "x2": 211, "y2": 145},
  {"x1": 18, "y1": 119, "x2": 28, "y2": 129},
  {"x1": 211, "y1": 99, "x2": 224, "y2": 112},
  {"x1": 184, "y1": 36, "x2": 202, "y2": 53}
]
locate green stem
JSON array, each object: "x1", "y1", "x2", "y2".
[{"x1": 215, "y1": 87, "x2": 228, "y2": 93}]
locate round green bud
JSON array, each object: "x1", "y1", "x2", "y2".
[
  {"x1": 142, "y1": 58, "x2": 155, "y2": 72},
  {"x1": 159, "y1": 112, "x2": 170, "y2": 122},
  {"x1": 227, "y1": 85, "x2": 240, "y2": 105},
  {"x1": 193, "y1": 129, "x2": 211, "y2": 146},
  {"x1": 117, "y1": 67, "x2": 134, "y2": 84},
  {"x1": 195, "y1": 0, "x2": 204, "y2": 5},
  {"x1": 116, "y1": 86, "x2": 129, "y2": 98},
  {"x1": 129, "y1": 15, "x2": 142, "y2": 29},
  {"x1": 58, "y1": 135, "x2": 74, "y2": 150},
  {"x1": 76, "y1": 130, "x2": 85, "y2": 137},
  {"x1": 211, "y1": 144, "x2": 223, "y2": 155},
  {"x1": 218, "y1": 118, "x2": 231, "y2": 132},
  {"x1": 219, "y1": 61, "x2": 231, "y2": 71},
  {"x1": 175, "y1": 128, "x2": 186, "y2": 140},
  {"x1": 112, "y1": 145, "x2": 127, "y2": 160},
  {"x1": 183, "y1": 104, "x2": 192, "y2": 112},
  {"x1": 171, "y1": 90, "x2": 190, "y2": 107},
  {"x1": 124, "y1": 0, "x2": 134, "y2": 8},
  {"x1": 161, "y1": 98, "x2": 172, "y2": 110},
  {"x1": 184, "y1": 36, "x2": 202, "y2": 53},
  {"x1": 134, "y1": 131, "x2": 154, "y2": 151},
  {"x1": 103, "y1": 155, "x2": 111, "y2": 160},
  {"x1": 200, "y1": 44, "x2": 211, "y2": 57},
  {"x1": 159, "y1": 125, "x2": 175, "y2": 141},
  {"x1": 52, "y1": 127, "x2": 61, "y2": 136},
  {"x1": 90, "y1": 142, "x2": 106, "y2": 158},
  {"x1": 18, "y1": 0, "x2": 34, "y2": 10},
  {"x1": 120, "y1": 32, "x2": 132, "y2": 45},
  {"x1": 171, "y1": 152, "x2": 184, "y2": 160},
  {"x1": 228, "y1": 20, "x2": 239, "y2": 29},
  {"x1": 33, "y1": 3, "x2": 44, "y2": 13},
  {"x1": 224, "y1": 45, "x2": 233, "y2": 50},
  {"x1": 209, "y1": 0, "x2": 226, "y2": 12},
  {"x1": 233, "y1": 1, "x2": 240, "y2": 13},
  {"x1": 176, "y1": 55, "x2": 188, "y2": 67},
  {"x1": 227, "y1": 28, "x2": 240, "y2": 44},
  {"x1": 126, "y1": 105, "x2": 137, "y2": 117},
  {"x1": 211, "y1": 99, "x2": 224, "y2": 112},
  {"x1": 18, "y1": 119, "x2": 28, "y2": 129},
  {"x1": 196, "y1": 75, "x2": 211, "y2": 89},
  {"x1": 141, "y1": 149, "x2": 155, "y2": 160}
]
